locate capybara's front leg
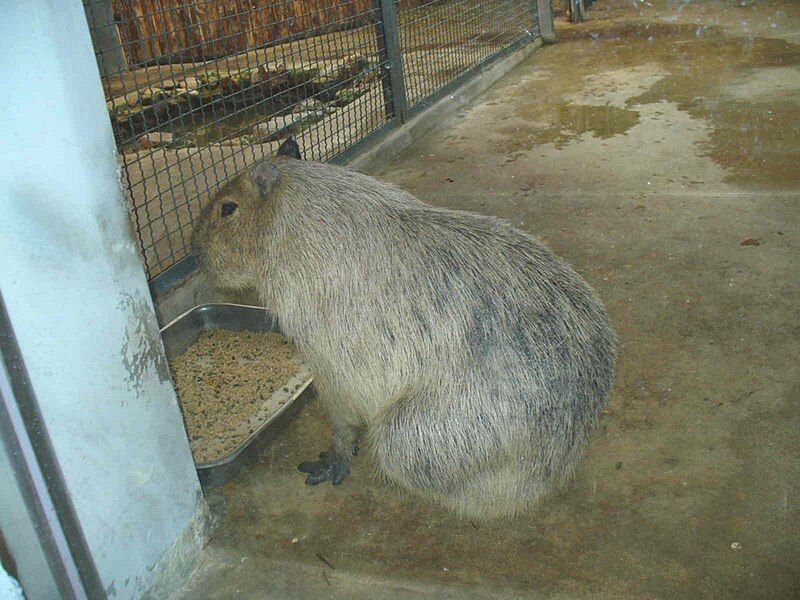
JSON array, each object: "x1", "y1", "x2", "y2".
[{"x1": 298, "y1": 412, "x2": 359, "y2": 486}]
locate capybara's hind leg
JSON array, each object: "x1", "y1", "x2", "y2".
[
  {"x1": 371, "y1": 392, "x2": 548, "y2": 519},
  {"x1": 373, "y1": 394, "x2": 496, "y2": 498}
]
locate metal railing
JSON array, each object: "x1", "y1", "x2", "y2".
[{"x1": 83, "y1": 0, "x2": 545, "y2": 295}]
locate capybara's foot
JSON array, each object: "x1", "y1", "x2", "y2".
[{"x1": 298, "y1": 450, "x2": 350, "y2": 486}]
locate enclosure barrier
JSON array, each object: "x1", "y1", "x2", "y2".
[{"x1": 83, "y1": 0, "x2": 545, "y2": 294}]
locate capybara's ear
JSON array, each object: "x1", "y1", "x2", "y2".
[
  {"x1": 249, "y1": 160, "x2": 281, "y2": 199},
  {"x1": 276, "y1": 138, "x2": 302, "y2": 160}
]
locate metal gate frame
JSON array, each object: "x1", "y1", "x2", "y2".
[
  {"x1": 0, "y1": 291, "x2": 106, "y2": 600},
  {"x1": 148, "y1": 0, "x2": 555, "y2": 299}
]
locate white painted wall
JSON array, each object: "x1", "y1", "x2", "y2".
[
  {"x1": 0, "y1": 3, "x2": 205, "y2": 598},
  {"x1": 0, "y1": 564, "x2": 25, "y2": 600}
]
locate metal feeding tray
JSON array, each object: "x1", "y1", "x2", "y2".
[{"x1": 160, "y1": 303, "x2": 313, "y2": 488}]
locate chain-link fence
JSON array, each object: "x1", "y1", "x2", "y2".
[
  {"x1": 83, "y1": 0, "x2": 542, "y2": 292},
  {"x1": 398, "y1": 0, "x2": 537, "y2": 107}
]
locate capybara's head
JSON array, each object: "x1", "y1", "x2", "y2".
[{"x1": 191, "y1": 138, "x2": 302, "y2": 290}]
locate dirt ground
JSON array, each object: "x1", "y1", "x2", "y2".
[{"x1": 174, "y1": 1, "x2": 800, "y2": 598}]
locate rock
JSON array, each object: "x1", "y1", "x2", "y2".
[
  {"x1": 195, "y1": 68, "x2": 252, "y2": 93},
  {"x1": 250, "y1": 66, "x2": 270, "y2": 85},
  {"x1": 181, "y1": 77, "x2": 200, "y2": 90},
  {"x1": 291, "y1": 98, "x2": 324, "y2": 113},
  {"x1": 330, "y1": 86, "x2": 369, "y2": 107},
  {"x1": 196, "y1": 72, "x2": 224, "y2": 98},
  {"x1": 228, "y1": 70, "x2": 252, "y2": 90},
  {"x1": 123, "y1": 91, "x2": 140, "y2": 108},
  {"x1": 139, "y1": 87, "x2": 166, "y2": 105},
  {"x1": 335, "y1": 55, "x2": 370, "y2": 81},
  {"x1": 167, "y1": 87, "x2": 199, "y2": 107},
  {"x1": 107, "y1": 100, "x2": 146, "y2": 125},
  {"x1": 250, "y1": 64, "x2": 291, "y2": 87},
  {"x1": 248, "y1": 67, "x2": 262, "y2": 84},
  {"x1": 251, "y1": 116, "x2": 291, "y2": 142},
  {"x1": 107, "y1": 91, "x2": 140, "y2": 112},
  {"x1": 251, "y1": 110, "x2": 325, "y2": 142},
  {"x1": 136, "y1": 132, "x2": 175, "y2": 149},
  {"x1": 251, "y1": 55, "x2": 370, "y2": 92},
  {"x1": 308, "y1": 54, "x2": 368, "y2": 87},
  {"x1": 215, "y1": 136, "x2": 251, "y2": 147},
  {"x1": 274, "y1": 61, "x2": 321, "y2": 86}
]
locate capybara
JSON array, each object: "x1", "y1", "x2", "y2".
[{"x1": 191, "y1": 138, "x2": 616, "y2": 520}]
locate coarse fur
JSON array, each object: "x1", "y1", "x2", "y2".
[{"x1": 191, "y1": 140, "x2": 617, "y2": 520}]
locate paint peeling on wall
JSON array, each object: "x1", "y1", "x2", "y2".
[{"x1": 119, "y1": 292, "x2": 171, "y2": 399}]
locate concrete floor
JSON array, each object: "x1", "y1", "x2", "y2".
[{"x1": 174, "y1": 1, "x2": 800, "y2": 598}]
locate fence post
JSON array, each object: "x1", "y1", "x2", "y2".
[
  {"x1": 82, "y1": 0, "x2": 129, "y2": 76},
  {"x1": 536, "y1": 0, "x2": 557, "y2": 44},
  {"x1": 374, "y1": 0, "x2": 409, "y2": 123},
  {"x1": 567, "y1": 0, "x2": 586, "y2": 23}
]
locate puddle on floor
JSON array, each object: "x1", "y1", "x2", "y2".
[
  {"x1": 496, "y1": 103, "x2": 640, "y2": 152},
  {"x1": 498, "y1": 21, "x2": 800, "y2": 188}
]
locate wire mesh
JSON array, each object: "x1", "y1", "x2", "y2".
[
  {"x1": 83, "y1": 0, "x2": 536, "y2": 283},
  {"x1": 84, "y1": 0, "x2": 390, "y2": 280},
  {"x1": 397, "y1": 0, "x2": 536, "y2": 107}
]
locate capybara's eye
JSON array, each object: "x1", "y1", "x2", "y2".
[{"x1": 220, "y1": 202, "x2": 238, "y2": 218}]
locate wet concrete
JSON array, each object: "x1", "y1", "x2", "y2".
[{"x1": 175, "y1": 1, "x2": 800, "y2": 598}]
